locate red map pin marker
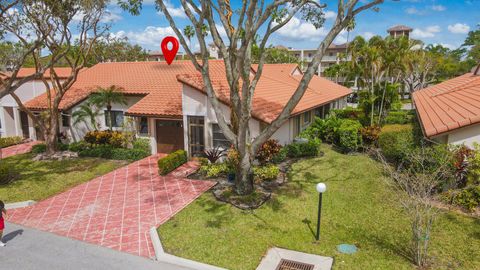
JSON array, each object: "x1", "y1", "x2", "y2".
[{"x1": 161, "y1": 36, "x2": 179, "y2": 65}]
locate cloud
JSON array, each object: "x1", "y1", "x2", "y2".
[
  {"x1": 110, "y1": 26, "x2": 177, "y2": 48},
  {"x1": 324, "y1": 10, "x2": 336, "y2": 19},
  {"x1": 447, "y1": 23, "x2": 470, "y2": 34},
  {"x1": 411, "y1": 25, "x2": 441, "y2": 39},
  {"x1": 430, "y1": 5, "x2": 446, "y2": 11},
  {"x1": 163, "y1": 1, "x2": 186, "y2": 18},
  {"x1": 73, "y1": 9, "x2": 122, "y2": 23},
  {"x1": 274, "y1": 17, "x2": 328, "y2": 41},
  {"x1": 405, "y1": 7, "x2": 421, "y2": 15},
  {"x1": 361, "y1": 32, "x2": 375, "y2": 40}
]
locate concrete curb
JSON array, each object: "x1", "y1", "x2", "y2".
[
  {"x1": 5, "y1": 200, "x2": 36, "y2": 209},
  {"x1": 149, "y1": 227, "x2": 227, "y2": 270}
]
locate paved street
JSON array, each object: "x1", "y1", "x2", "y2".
[{"x1": 0, "y1": 222, "x2": 193, "y2": 270}]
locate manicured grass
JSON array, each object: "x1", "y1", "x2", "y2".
[
  {"x1": 0, "y1": 153, "x2": 127, "y2": 203},
  {"x1": 158, "y1": 145, "x2": 480, "y2": 270}
]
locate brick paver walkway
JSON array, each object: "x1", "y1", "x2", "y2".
[
  {"x1": 8, "y1": 155, "x2": 215, "y2": 258},
  {"x1": 0, "y1": 141, "x2": 40, "y2": 159}
]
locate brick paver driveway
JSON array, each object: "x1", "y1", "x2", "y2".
[
  {"x1": 1, "y1": 141, "x2": 40, "y2": 159},
  {"x1": 8, "y1": 155, "x2": 215, "y2": 258}
]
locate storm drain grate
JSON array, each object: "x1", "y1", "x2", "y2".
[{"x1": 275, "y1": 259, "x2": 314, "y2": 270}]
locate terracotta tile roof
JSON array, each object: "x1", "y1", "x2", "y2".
[
  {"x1": 413, "y1": 72, "x2": 480, "y2": 138},
  {"x1": 25, "y1": 61, "x2": 351, "y2": 122},
  {"x1": 387, "y1": 25, "x2": 413, "y2": 32},
  {"x1": 4, "y1": 67, "x2": 73, "y2": 79},
  {"x1": 179, "y1": 63, "x2": 352, "y2": 123},
  {"x1": 25, "y1": 61, "x2": 225, "y2": 117}
]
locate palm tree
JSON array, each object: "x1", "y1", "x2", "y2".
[
  {"x1": 183, "y1": 25, "x2": 195, "y2": 49},
  {"x1": 72, "y1": 100, "x2": 101, "y2": 130},
  {"x1": 89, "y1": 85, "x2": 127, "y2": 130}
]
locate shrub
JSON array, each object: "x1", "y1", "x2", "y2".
[
  {"x1": 253, "y1": 164, "x2": 279, "y2": 181},
  {"x1": 111, "y1": 148, "x2": 150, "y2": 161},
  {"x1": 196, "y1": 157, "x2": 209, "y2": 167},
  {"x1": 68, "y1": 141, "x2": 92, "y2": 152},
  {"x1": 384, "y1": 110, "x2": 414, "y2": 125},
  {"x1": 83, "y1": 130, "x2": 125, "y2": 146},
  {"x1": 132, "y1": 138, "x2": 151, "y2": 153},
  {"x1": 360, "y1": 125, "x2": 381, "y2": 145},
  {"x1": 331, "y1": 107, "x2": 364, "y2": 120},
  {"x1": 158, "y1": 150, "x2": 187, "y2": 175},
  {"x1": 256, "y1": 139, "x2": 282, "y2": 164},
  {"x1": 271, "y1": 147, "x2": 288, "y2": 164},
  {"x1": 444, "y1": 185, "x2": 480, "y2": 211},
  {"x1": 378, "y1": 124, "x2": 414, "y2": 163},
  {"x1": 204, "y1": 146, "x2": 226, "y2": 163},
  {"x1": 200, "y1": 162, "x2": 229, "y2": 178},
  {"x1": 337, "y1": 119, "x2": 362, "y2": 152},
  {"x1": 467, "y1": 143, "x2": 480, "y2": 186},
  {"x1": 0, "y1": 136, "x2": 23, "y2": 148},
  {"x1": 31, "y1": 143, "x2": 47, "y2": 154},
  {"x1": 78, "y1": 145, "x2": 114, "y2": 159},
  {"x1": 286, "y1": 138, "x2": 320, "y2": 158}
]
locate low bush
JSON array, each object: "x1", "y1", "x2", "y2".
[
  {"x1": 0, "y1": 136, "x2": 23, "y2": 148},
  {"x1": 196, "y1": 157, "x2": 209, "y2": 167},
  {"x1": 84, "y1": 130, "x2": 125, "y2": 147},
  {"x1": 111, "y1": 148, "x2": 150, "y2": 161},
  {"x1": 271, "y1": 147, "x2": 288, "y2": 164},
  {"x1": 378, "y1": 124, "x2": 414, "y2": 163},
  {"x1": 337, "y1": 119, "x2": 362, "y2": 152},
  {"x1": 158, "y1": 150, "x2": 188, "y2": 175},
  {"x1": 78, "y1": 145, "x2": 114, "y2": 159},
  {"x1": 253, "y1": 164, "x2": 279, "y2": 181},
  {"x1": 200, "y1": 162, "x2": 229, "y2": 178},
  {"x1": 331, "y1": 107, "x2": 364, "y2": 120},
  {"x1": 31, "y1": 143, "x2": 47, "y2": 154},
  {"x1": 444, "y1": 185, "x2": 480, "y2": 211},
  {"x1": 384, "y1": 110, "x2": 414, "y2": 125},
  {"x1": 256, "y1": 139, "x2": 282, "y2": 164},
  {"x1": 204, "y1": 147, "x2": 226, "y2": 164},
  {"x1": 360, "y1": 125, "x2": 381, "y2": 145},
  {"x1": 286, "y1": 138, "x2": 320, "y2": 158}
]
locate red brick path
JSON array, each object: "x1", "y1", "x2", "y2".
[
  {"x1": 8, "y1": 155, "x2": 215, "y2": 258},
  {"x1": 1, "y1": 141, "x2": 40, "y2": 159}
]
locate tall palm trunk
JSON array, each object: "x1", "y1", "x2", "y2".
[{"x1": 107, "y1": 104, "x2": 113, "y2": 131}]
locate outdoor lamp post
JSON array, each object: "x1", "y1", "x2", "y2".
[{"x1": 315, "y1": 183, "x2": 326, "y2": 241}]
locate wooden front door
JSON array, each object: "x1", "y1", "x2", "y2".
[
  {"x1": 155, "y1": 120, "x2": 184, "y2": 153},
  {"x1": 20, "y1": 111, "x2": 30, "y2": 139}
]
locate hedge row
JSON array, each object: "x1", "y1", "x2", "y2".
[
  {"x1": 0, "y1": 136, "x2": 23, "y2": 148},
  {"x1": 158, "y1": 150, "x2": 188, "y2": 175},
  {"x1": 378, "y1": 124, "x2": 415, "y2": 163}
]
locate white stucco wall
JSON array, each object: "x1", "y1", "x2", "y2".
[
  {"x1": 64, "y1": 95, "x2": 144, "y2": 142},
  {"x1": 0, "y1": 80, "x2": 52, "y2": 138},
  {"x1": 181, "y1": 84, "x2": 347, "y2": 154},
  {"x1": 444, "y1": 124, "x2": 480, "y2": 148}
]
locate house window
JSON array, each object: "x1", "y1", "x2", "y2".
[
  {"x1": 293, "y1": 115, "x2": 301, "y2": 137},
  {"x1": 62, "y1": 114, "x2": 70, "y2": 127},
  {"x1": 139, "y1": 117, "x2": 148, "y2": 135},
  {"x1": 212, "y1": 124, "x2": 230, "y2": 149},
  {"x1": 314, "y1": 106, "x2": 324, "y2": 119},
  {"x1": 105, "y1": 110, "x2": 124, "y2": 128},
  {"x1": 303, "y1": 111, "x2": 311, "y2": 126}
]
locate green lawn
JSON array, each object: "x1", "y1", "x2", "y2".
[
  {"x1": 0, "y1": 153, "x2": 127, "y2": 203},
  {"x1": 158, "y1": 145, "x2": 480, "y2": 270}
]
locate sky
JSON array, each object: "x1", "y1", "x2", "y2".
[{"x1": 70, "y1": 0, "x2": 480, "y2": 52}]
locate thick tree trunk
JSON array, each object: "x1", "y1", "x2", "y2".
[
  {"x1": 44, "y1": 112, "x2": 59, "y2": 156},
  {"x1": 234, "y1": 117, "x2": 254, "y2": 195},
  {"x1": 235, "y1": 150, "x2": 254, "y2": 195}
]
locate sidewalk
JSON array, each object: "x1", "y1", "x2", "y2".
[{"x1": 0, "y1": 222, "x2": 194, "y2": 270}]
